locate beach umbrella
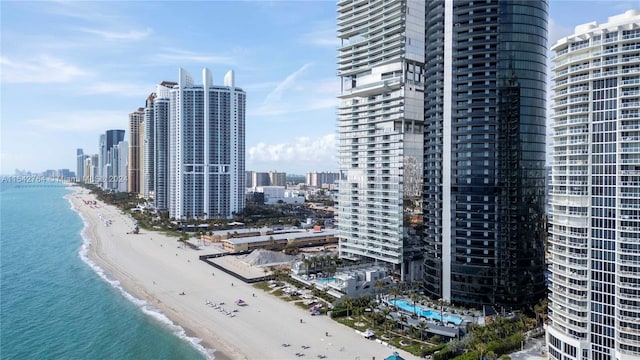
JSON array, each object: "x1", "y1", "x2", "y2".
[{"x1": 384, "y1": 351, "x2": 405, "y2": 360}]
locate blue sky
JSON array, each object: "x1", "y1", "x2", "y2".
[{"x1": 1, "y1": 0, "x2": 640, "y2": 175}]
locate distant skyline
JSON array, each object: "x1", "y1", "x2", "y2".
[{"x1": 2, "y1": 0, "x2": 640, "y2": 175}]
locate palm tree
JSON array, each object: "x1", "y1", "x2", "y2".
[
  {"x1": 407, "y1": 324, "x2": 417, "y2": 339},
  {"x1": 389, "y1": 285, "x2": 401, "y2": 301},
  {"x1": 533, "y1": 298, "x2": 548, "y2": 327},
  {"x1": 302, "y1": 258, "x2": 311, "y2": 275},
  {"x1": 366, "y1": 308, "x2": 378, "y2": 327},
  {"x1": 343, "y1": 297, "x2": 354, "y2": 318},
  {"x1": 410, "y1": 291, "x2": 420, "y2": 316},
  {"x1": 416, "y1": 320, "x2": 427, "y2": 341},
  {"x1": 474, "y1": 342, "x2": 487, "y2": 360},
  {"x1": 381, "y1": 307, "x2": 391, "y2": 322},
  {"x1": 384, "y1": 319, "x2": 394, "y2": 338},
  {"x1": 309, "y1": 256, "x2": 318, "y2": 274},
  {"x1": 374, "y1": 280, "x2": 386, "y2": 301}
]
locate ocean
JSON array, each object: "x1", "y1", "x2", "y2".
[{"x1": 0, "y1": 182, "x2": 210, "y2": 360}]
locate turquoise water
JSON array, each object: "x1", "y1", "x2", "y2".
[
  {"x1": 390, "y1": 299, "x2": 463, "y2": 325},
  {"x1": 316, "y1": 277, "x2": 336, "y2": 284},
  {"x1": 0, "y1": 182, "x2": 210, "y2": 359}
]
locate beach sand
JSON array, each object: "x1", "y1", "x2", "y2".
[{"x1": 67, "y1": 186, "x2": 420, "y2": 360}]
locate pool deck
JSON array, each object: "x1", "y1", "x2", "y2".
[{"x1": 387, "y1": 298, "x2": 470, "y2": 325}]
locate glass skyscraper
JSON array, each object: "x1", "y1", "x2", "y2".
[
  {"x1": 547, "y1": 10, "x2": 640, "y2": 360},
  {"x1": 144, "y1": 82, "x2": 175, "y2": 211},
  {"x1": 336, "y1": 0, "x2": 426, "y2": 281},
  {"x1": 128, "y1": 108, "x2": 144, "y2": 194},
  {"x1": 422, "y1": 0, "x2": 548, "y2": 309}
]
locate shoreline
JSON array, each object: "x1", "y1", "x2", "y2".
[
  {"x1": 66, "y1": 187, "x2": 223, "y2": 360},
  {"x1": 66, "y1": 185, "x2": 420, "y2": 360}
]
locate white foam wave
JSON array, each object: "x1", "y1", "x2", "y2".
[{"x1": 67, "y1": 196, "x2": 216, "y2": 360}]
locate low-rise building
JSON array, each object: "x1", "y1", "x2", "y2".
[{"x1": 211, "y1": 228, "x2": 338, "y2": 252}]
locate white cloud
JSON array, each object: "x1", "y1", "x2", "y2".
[
  {"x1": 25, "y1": 110, "x2": 129, "y2": 133},
  {"x1": 242, "y1": 80, "x2": 281, "y2": 91},
  {"x1": 77, "y1": 27, "x2": 153, "y2": 41},
  {"x1": 250, "y1": 65, "x2": 337, "y2": 116},
  {"x1": 155, "y1": 48, "x2": 235, "y2": 65},
  {"x1": 84, "y1": 82, "x2": 154, "y2": 97},
  {"x1": 0, "y1": 55, "x2": 92, "y2": 84},
  {"x1": 248, "y1": 134, "x2": 337, "y2": 172},
  {"x1": 263, "y1": 63, "x2": 312, "y2": 103}
]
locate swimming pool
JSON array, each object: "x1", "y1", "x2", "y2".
[
  {"x1": 389, "y1": 299, "x2": 463, "y2": 325},
  {"x1": 315, "y1": 277, "x2": 336, "y2": 284}
]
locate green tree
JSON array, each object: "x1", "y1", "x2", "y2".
[
  {"x1": 410, "y1": 291, "x2": 420, "y2": 315},
  {"x1": 384, "y1": 319, "x2": 394, "y2": 338},
  {"x1": 366, "y1": 308, "x2": 378, "y2": 327},
  {"x1": 389, "y1": 285, "x2": 401, "y2": 301},
  {"x1": 416, "y1": 320, "x2": 427, "y2": 341},
  {"x1": 374, "y1": 280, "x2": 386, "y2": 301},
  {"x1": 533, "y1": 298, "x2": 548, "y2": 327},
  {"x1": 343, "y1": 297, "x2": 354, "y2": 318},
  {"x1": 474, "y1": 342, "x2": 487, "y2": 360},
  {"x1": 381, "y1": 307, "x2": 391, "y2": 323}
]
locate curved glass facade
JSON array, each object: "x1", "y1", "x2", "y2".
[{"x1": 423, "y1": 0, "x2": 548, "y2": 309}]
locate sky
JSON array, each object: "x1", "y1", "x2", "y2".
[{"x1": 2, "y1": 0, "x2": 640, "y2": 176}]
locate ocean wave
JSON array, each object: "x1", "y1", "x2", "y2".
[{"x1": 67, "y1": 196, "x2": 216, "y2": 360}]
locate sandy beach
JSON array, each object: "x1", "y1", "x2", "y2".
[{"x1": 67, "y1": 185, "x2": 420, "y2": 360}]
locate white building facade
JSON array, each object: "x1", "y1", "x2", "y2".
[
  {"x1": 548, "y1": 10, "x2": 640, "y2": 360},
  {"x1": 336, "y1": 0, "x2": 425, "y2": 281},
  {"x1": 168, "y1": 68, "x2": 246, "y2": 220}
]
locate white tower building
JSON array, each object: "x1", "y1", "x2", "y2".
[
  {"x1": 168, "y1": 68, "x2": 246, "y2": 220},
  {"x1": 548, "y1": 10, "x2": 640, "y2": 360}
]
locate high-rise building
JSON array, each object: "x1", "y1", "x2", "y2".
[
  {"x1": 250, "y1": 171, "x2": 271, "y2": 187},
  {"x1": 306, "y1": 171, "x2": 339, "y2": 188},
  {"x1": 168, "y1": 68, "x2": 245, "y2": 220},
  {"x1": 152, "y1": 82, "x2": 175, "y2": 211},
  {"x1": 420, "y1": 0, "x2": 548, "y2": 309},
  {"x1": 103, "y1": 129, "x2": 125, "y2": 190},
  {"x1": 143, "y1": 93, "x2": 155, "y2": 199},
  {"x1": 98, "y1": 134, "x2": 106, "y2": 181},
  {"x1": 85, "y1": 154, "x2": 98, "y2": 184},
  {"x1": 547, "y1": 10, "x2": 640, "y2": 360},
  {"x1": 116, "y1": 140, "x2": 128, "y2": 193},
  {"x1": 76, "y1": 148, "x2": 87, "y2": 183},
  {"x1": 268, "y1": 171, "x2": 287, "y2": 187},
  {"x1": 245, "y1": 171, "x2": 287, "y2": 188},
  {"x1": 336, "y1": 0, "x2": 426, "y2": 281},
  {"x1": 128, "y1": 108, "x2": 144, "y2": 193}
]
